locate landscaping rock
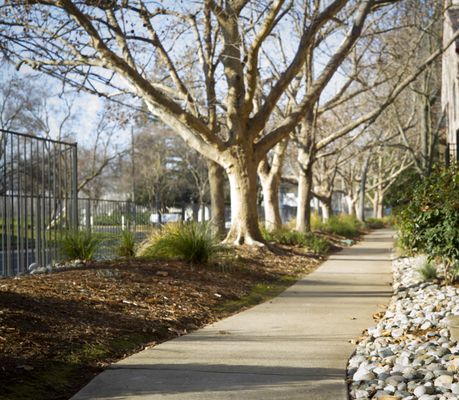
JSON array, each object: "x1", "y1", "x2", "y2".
[{"x1": 347, "y1": 256, "x2": 459, "y2": 399}]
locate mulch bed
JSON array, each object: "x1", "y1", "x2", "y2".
[{"x1": 0, "y1": 245, "x2": 323, "y2": 400}]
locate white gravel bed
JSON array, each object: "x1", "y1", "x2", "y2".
[{"x1": 347, "y1": 256, "x2": 459, "y2": 400}]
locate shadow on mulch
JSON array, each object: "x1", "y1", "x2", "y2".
[{"x1": 0, "y1": 246, "x2": 322, "y2": 400}]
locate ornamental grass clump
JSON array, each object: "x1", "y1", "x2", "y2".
[
  {"x1": 137, "y1": 222, "x2": 225, "y2": 265},
  {"x1": 60, "y1": 229, "x2": 102, "y2": 261},
  {"x1": 261, "y1": 227, "x2": 307, "y2": 246},
  {"x1": 116, "y1": 230, "x2": 136, "y2": 258},
  {"x1": 397, "y1": 166, "x2": 459, "y2": 282},
  {"x1": 260, "y1": 226, "x2": 330, "y2": 255},
  {"x1": 303, "y1": 233, "x2": 331, "y2": 255},
  {"x1": 365, "y1": 217, "x2": 385, "y2": 229},
  {"x1": 418, "y1": 261, "x2": 438, "y2": 282},
  {"x1": 316, "y1": 214, "x2": 363, "y2": 239}
]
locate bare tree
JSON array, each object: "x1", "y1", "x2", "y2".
[
  {"x1": 292, "y1": 0, "x2": 454, "y2": 230},
  {"x1": 0, "y1": 0, "x2": 403, "y2": 245},
  {"x1": 77, "y1": 103, "x2": 127, "y2": 197}
]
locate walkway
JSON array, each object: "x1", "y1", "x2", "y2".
[{"x1": 72, "y1": 229, "x2": 394, "y2": 400}]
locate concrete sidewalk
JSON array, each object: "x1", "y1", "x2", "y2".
[{"x1": 72, "y1": 229, "x2": 394, "y2": 400}]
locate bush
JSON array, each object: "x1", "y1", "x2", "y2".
[
  {"x1": 116, "y1": 230, "x2": 136, "y2": 257},
  {"x1": 397, "y1": 166, "x2": 459, "y2": 280},
  {"x1": 366, "y1": 217, "x2": 385, "y2": 229},
  {"x1": 316, "y1": 214, "x2": 363, "y2": 239},
  {"x1": 60, "y1": 230, "x2": 102, "y2": 261},
  {"x1": 310, "y1": 212, "x2": 323, "y2": 231},
  {"x1": 92, "y1": 214, "x2": 121, "y2": 226},
  {"x1": 418, "y1": 261, "x2": 438, "y2": 282},
  {"x1": 137, "y1": 222, "x2": 225, "y2": 264},
  {"x1": 382, "y1": 215, "x2": 395, "y2": 227},
  {"x1": 261, "y1": 226, "x2": 331, "y2": 255},
  {"x1": 303, "y1": 233, "x2": 331, "y2": 255},
  {"x1": 261, "y1": 227, "x2": 307, "y2": 246}
]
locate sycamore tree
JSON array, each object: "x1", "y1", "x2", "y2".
[{"x1": 0, "y1": 0, "x2": 402, "y2": 245}]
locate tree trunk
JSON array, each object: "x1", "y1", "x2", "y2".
[
  {"x1": 257, "y1": 140, "x2": 288, "y2": 232},
  {"x1": 259, "y1": 173, "x2": 282, "y2": 231},
  {"x1": 192, "y1": 202, "x2": 199, "y2": 221},
  {"x1": 320, "y1": 197, "x2": 333, "y2": 220},
  {"x1": 155, "y1": 194, "x2": 162, "y2": 225},
  {"x1": 224, "y1": 152, "x2": 264, "y2": 245},
  {"x1": 376, "y1": 192, "x2": 385, "y2": 218},
  {"x1": 345, "y1": 196, "x2": 357, "y2": 216},
  {"x1": 372, "y1": 195, "x2": 378, "y2": 218},
  {"x1": 357, "y1": 156, "x2": 371, "y2": 222},
  {"x1": 200, "y1": 202, "x2": 206, "y2": 222},
  {"x1": 295, "y1": 112, "x2": 315, "y2": 233},
  {"x1": 296, "y1": 160, "x2": 314, "y2": 232},
  {"x1": 376, "y1": 203, "x2": 384, "y2": 219},
  {"x1": 207, "y1": 160, "x2": 226, "y2": 239}
]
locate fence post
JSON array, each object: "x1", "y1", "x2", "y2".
[
  {"x1": 71, "y1": 144, "x2": 78, "y2": 230},
  {"x1": 35, "y1": 196, "x2": 42, "y2": 267},
  {"x1": 85, "y1": 199, "x2": 91, "y2": 233}
]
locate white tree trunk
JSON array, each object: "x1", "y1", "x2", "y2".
[
  {"x1": 208, "y1": 161, "x2": 226, "y2": 238},
  {"x1": 376, "y1": 191, "x2": 385, "y2": 219},
  {"x1": 260, "y1": 174, "x2": 282, "y2": 232},
  {"x1": 224, "y1": 153, "x2": 264, "y2": 245},
  {"x1": 357, "y1": 156, "x2": 371, "y2": 222},
  {"x1": 295, "y1": 144, "x2": 315, "y2": 232},
  {"x1": 320, "y1": 198, "x2": 333, "y2": 221}
]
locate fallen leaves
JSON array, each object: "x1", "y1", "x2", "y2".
[{"x1": 0, "y1": 246, "x2": 319, "y2": 400}]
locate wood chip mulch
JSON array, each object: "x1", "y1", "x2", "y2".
[{"x1": 0, "y1": 245, "x2": 323, "y2": 400}]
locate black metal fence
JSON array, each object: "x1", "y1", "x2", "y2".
[
  {"x1": 0, "y1": 130, "x2": 213, "y2": 277},
  {"x1": 0, "y1": 129, "x2": 78, "y2": 276}
]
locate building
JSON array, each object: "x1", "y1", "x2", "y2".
[{"x1": 442, "y1": 0, "x2": 459, "y2": 163}]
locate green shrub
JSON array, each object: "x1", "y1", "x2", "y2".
[
  {"x1": 382, "y1": 215, "x2": 395, "y2": 227},
  {"x1": 397, "y1": 166, "x2": 459, "y2": 280},
  {"x1": 303, "y1": 233, "x2": 331, "y2": 255},
  {"x1": 93, "y1": 214, "x2": 121, "y2": 226},
  {"x1": 116, "y1": 230, "x2": 136, "y2": 257},
  {"x1": 418, "y1": 261, "x2": 438, "y2": 281},
  {"x1": 316, "y1": 214, "x2": 363, "y2": 239},
  {"x1": 60, "y1": 230, "x2": 102, "y2": 261},
  {"x1": 261, "y1": 226, "x2": 330, "y2": 255},
  {"x1": 261, "y1": 227, "x2": 308, "y2": 246},
  {"x1": 137, "y1": 222, "x2": 225, "y2": 264},
  {"x1": 366, "y1": 217, "x2": 385, "y2": 229},
  {"x1": 446, "y1": 262, "x2": 459, "y2": 283},
  {"x1": 93, "y1": 212, "x2": 151, "y2": 226},
  {"x1": 310, "y1": 212, "x2": 323, "y2": 231}
]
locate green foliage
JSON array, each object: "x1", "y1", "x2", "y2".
[
  {"x1": 315, "y1": 214, "x2": 363, "y2": 239},
  {"x1": 137, "y1": 222, "x2": 226, "y2": 265},
  {"x1": 303, "y1": 233, "x2": 331, "y2": 255},
  {"x1": 60, "y1": 230, "x2": 102, "y2": 261},
  {"x1": 418, "y1": 261, "x2": 438, "y2": 282},
  {"x1": 384, "y1": 167, "x2": 421, "y2": 210},
  {"x1": 310, "y1": 212, "x2": 323, "y2": 231},
  {"x1": 261, "y1": 227, "x2": 307, "y2": 246},
  {"x1": 446, "y1": 262, "x2": 459, "y2": 284},
  {"x1": 382, "y1": 215, "x2": 395, "y2": 227},
  {"x1": 397, "y1": 166, "x2": 459, "y2": 278},
  {"x1": 366, "y1": 217, "x2": 385, "y2": 229},
  {"x1": 261, "y1": 226, "x2": 330, "y2": 255},
  {"x1": 93, "y1": 212, "x2": 151, "y2": 226},
  {"x1": 116, "y1": 230, "x2": 136, "y2": 257}
]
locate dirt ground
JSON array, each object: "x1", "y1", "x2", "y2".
[{"x1": 0, "y1": 245, "x2": 325, "y2": 400}]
